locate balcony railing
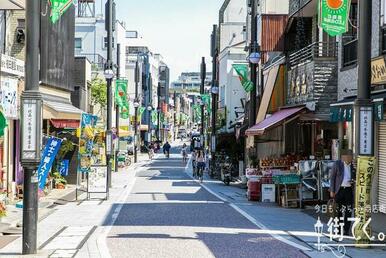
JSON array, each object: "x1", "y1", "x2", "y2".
[
  {"x1": 75, "y1": 53, "x2": 107, "y2": 71},
  {"x1": 288, "y1": 42, "x2": 337, "y2": 68},
  {"x1": 289, "y1": 0, "x2": 311, "y2": 17},
  {"x1": 342, "y1": 39, "x2": 357, "y2": 67}
]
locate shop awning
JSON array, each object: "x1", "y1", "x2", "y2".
[
  {"x1": 330, "y1": 91, "x2": 386, "y2": 122},
  {"x1": 256, "y1": 63, "x2": 280, "y2": 123},
  {"x1": 0, "y1": 0, "x2": 24, "y2": 9},
  {"x1": 50, "y1": 119, "x2": 80, "y2": 129},
  {"x1": 43, "y1": 100, "x2": 83, "y2": 120},
  {"x1": 246, "y1": 107, "x2": 306, "y2": 136}
]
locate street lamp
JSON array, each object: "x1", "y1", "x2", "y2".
[{"x1": 314, "y1": 217, "x2": 324, "y2": 251}]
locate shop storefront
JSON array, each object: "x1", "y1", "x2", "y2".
[{"x1": 0, "y1": 53, "x2": 24, "y2": 199}]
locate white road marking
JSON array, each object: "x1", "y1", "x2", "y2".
[{"x1": 184, "y1": 156, "x2": 311, "y2": 252}]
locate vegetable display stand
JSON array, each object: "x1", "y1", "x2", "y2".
[{"x1": 273, "y1": 174, "x2": 301, "y2": 208}]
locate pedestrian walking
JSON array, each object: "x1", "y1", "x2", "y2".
[
  {"x1": 196, "y1": 150, "x2": 206, "y2": 183},
  {"x1": 163, "y1": 141, "x2": 171, "y2": 158},
  {"x1": 330, "y1": 150, "x2": 356, "y2": 236}
]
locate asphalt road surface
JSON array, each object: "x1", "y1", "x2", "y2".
[{"x1": 106, "y1": 144, "x2": 308, "y2": 258}]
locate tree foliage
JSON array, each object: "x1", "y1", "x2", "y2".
[{"x1": 90, "y1": 78, "x2": 107, "y2": 107}]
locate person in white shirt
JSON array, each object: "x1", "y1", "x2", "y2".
[{"x1": 330, "y1": 151, "x2": 355, "y2": 236}]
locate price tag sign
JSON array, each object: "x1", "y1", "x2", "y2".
[{"x1": 359, "y1": 106, "x2": 373, "y2": 155}]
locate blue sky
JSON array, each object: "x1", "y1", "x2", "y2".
[{"x1": 96, "y1": 0, "x2": 223, "y2": 81}]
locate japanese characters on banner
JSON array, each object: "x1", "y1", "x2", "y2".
[
  {"x1": 0, "y1": 77, "x2": 18, "y2": 119},
  {"x1": 359, "y1": 107, "x2": 373, "y2": 155},
  {"x1": 318, "y1": 0, "x2": 351, "y2": 36},
  {"x1": 354, "y1": 156, "x2": 376, "y2": 246},
  {"x1": 78, "y1": 113, "x2": 98, "y2": 173},
  {"x1": 37, "y1": 137, "x2": 63, "y2": 190},
  {"x1": 48, "y1": 0, "x2": 74, "y2": 24}
]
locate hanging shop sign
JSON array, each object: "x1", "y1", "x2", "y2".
[
  {"x1": 0, "y1": 77, "x2": 18, "y2": 119},
  {"x1": 0, "y1": 54, "x2": 24, "y2": 77},
  {"x1": 354, "y1": 156, "x2": 376, "y2": 246},
  {"x1": 232, "y1": 64, "x2": 255, "y2": 92},
  {"x1": 359, "y1": 106, "x2": 373, "y2": 155},
  {"x1": 78, "y1": 113, "x2": 98, "y2": 173},
  {"x1": 371, "y1": 56, "x2": 386, "y2": 85},
  {"x1": 330, "y1": 105, "x2": 352, "y2": 122},
  {"x1": 318, "y1": 0, "x2": 351, "y2": 36},
  {"x1": 38, "y1": 137, "x2": 63, "y2": 190},
  {"x1": 374, "y1": 101, "x2": 384, "y2": 121},
  {"x1": 48, "y1": 0, "x2": 74, "y2": 24}
]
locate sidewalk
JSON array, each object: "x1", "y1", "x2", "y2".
[
  {"x1": 0, "y1": 153, "x2": 150, "y2": 257},
  {"x1": 185, "y1": 161, "x2": 386, "y2": 258}
]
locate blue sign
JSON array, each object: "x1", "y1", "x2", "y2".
[
  {"x1": 38, "y1": 137, "x2": 63, "y2": 189},
  {"x1": 59, "y1": 160, "x2": 69, "y2": 177}
]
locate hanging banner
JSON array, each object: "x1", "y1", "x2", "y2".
[
  {"x1": 318, "y1": 0, "x2": 351, "y2": 36},
  {"x1": 59, "y1": 159, "x2": 70, "y2": 176},
  {"x1": 354, "y1": 156, "x2": 376, "y2": 246},
  {"x1": 0, "y1": 78, "x2": 18, "y2": 119},
  {"x1": 78, "y1": 113, "x2": 98, "y2": 173},
  {"x1": 49, "y1": 0, "x2": 74, "y2": 24},
  {"x1": 201, "y1": 94, "x2": 211, "y2": 113},
  {"x1": 115, "y1": 79, "x2": 130, "y2": 119},
  {"x1": 38, "y1": 137, "x2": 63, "y2": 190},
  {"x1": 232, "y1": 64, "x2": 255, "y2": 92}
]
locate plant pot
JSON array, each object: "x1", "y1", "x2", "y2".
[{"x1": 55, "y1": 183, "x2": 65, "y2": 189}]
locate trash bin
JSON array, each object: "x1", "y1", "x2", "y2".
[{"x1": 247, "y1": 176, "x2": 261, "y2": 201}]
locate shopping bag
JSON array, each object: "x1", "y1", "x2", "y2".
[{"x1": 326, "y1": 198, "x2": 338, "y2": 218}]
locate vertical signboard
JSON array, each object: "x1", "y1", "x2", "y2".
[
  {"x1": 318, "y1": 0, "x2": 351, "y2": 36},
  {"x1": 22, "y1": 100, "x2": 37, "y2": 160},
  {"x1": 359, "y1": 106, "x2": 373, "y2": 155},
  {"x1": 354, "y1": 156, "x2": 376, "y2": 246}
]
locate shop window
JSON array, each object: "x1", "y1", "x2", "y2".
[{"x1": 342, "y1": 3, "x2": 358, "y2": 68}]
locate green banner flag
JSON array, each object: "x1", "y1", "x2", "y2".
[
  {"x1": 151, "y1": 110, "x2": 158, "y2": 124},
  {"x1": 318, "y1": 0, "x2": 351, "y2": 36},
  {"x1": 201, "y1": 94, "x2": 211, "y2": 113},
  {"x1": 0, "y1": 111, "x2": 7, "y2": 137},
  {"x1": 115, "y1": 79, "x2": 128, "y2": 108},
  {"x1": 232, "y1": 64, "x2": 255, "y2": 92},
  {"x1": 120, "y1": 103, "x2": 130, "y2": 119},
  {"x1": 49, "y1": 0, "x2": 74, "y2": 24}
]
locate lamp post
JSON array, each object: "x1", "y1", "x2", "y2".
[
  {"x1": 249, "y1": 0, "x2": 258, "y2": 127},
  {"x1": 105, "y1": 0, "x2": 114, "y2": 188},
  {"x1": 210, "y1": 24, "x2": 218, "y2": 177},
  {"x1": 115, "y1": 43, "x2": 120, "y2": 173},
  {"x1": 200, "y1": 57, "x2": 206, "y2": 149},
  {"x1": 134, "y1": 60, "x2": 140, "y2": 163},
  {"x1": 21, "y1": 0, "x2": 42, "y2": 254}
]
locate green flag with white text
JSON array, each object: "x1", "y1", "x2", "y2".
[
  {"x1": 318, "y1": 0, "x2": 351, "y2": 36},
  {"x1": 115, "y1": 79, "x2": 129, "y2": 119},
  {"x1": 49, "y1": 0, "x2": 74, "y2": 24},
  {"x1": 232, "y1": 64, "x2": 254, "y2": 92}
]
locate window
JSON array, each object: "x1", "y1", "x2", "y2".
[
  {"x1": 74, "y1": 38, "x2": 82, "y2": 50},
  {"x1": 103, "y1": 37, "x2": 115, "y2": 49},
  {"x1": 342, "y1": 3, "x2": 358, "y2": 67}
]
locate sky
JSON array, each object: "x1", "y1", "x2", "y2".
[{"x1": 96, "y1": 0, "x2": 223, "y2": 81}]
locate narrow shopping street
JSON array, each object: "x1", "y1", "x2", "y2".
[{"x1": 105, "y1": 143, "x2": 308, "y2": 258}]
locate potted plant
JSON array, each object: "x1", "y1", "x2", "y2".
[{"x1": 52, "y1": 171, "x2": 67, "y2": 189}]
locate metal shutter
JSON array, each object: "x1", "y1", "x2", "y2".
[{"x1": 378, "y1": 121, "x2": 386, "y2": 212}]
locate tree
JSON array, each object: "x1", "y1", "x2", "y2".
[{"x1": 90, "y1": 78, "x2": 107, "y2": 107}]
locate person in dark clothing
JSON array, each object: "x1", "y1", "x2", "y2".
[
  {"x1": 330, "y1": 151, "x2": 356, "y2": 236},
  {"x1": 163, "y1": 142, "x2": 171, "y2": 158}
]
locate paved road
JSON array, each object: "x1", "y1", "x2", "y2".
[{"x1": 106, "y1": 144, "x2": 308, "y2": 258}]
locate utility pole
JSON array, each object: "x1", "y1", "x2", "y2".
[
  {"x1": 105, "y1": 0, "x2": 114, "y2": 188},
  {"x1": 115, "y1": 43, "x2": 120, "y2": 172},
  {"x1": 21, "y1": 0, "x2": 42, "y2": 254},
  {"x1": 134, "y1": 60, "x2": 139, "y2": 163},
  {"x1": 249, "y1": 0, "x2": 258, "y2": 127},
  {"x1": 200, "y1": 57, "x2": 206, "y2": 149},
  {"x1": 210, "y1": 24, "x2": 218, "y2": 177}
]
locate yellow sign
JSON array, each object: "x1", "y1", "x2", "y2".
[
  {"x1": 354, "y1": 156, "x2": 376, "y2": 247},
  {"x1": 371, "y1": 56, "x2": 386, "y2": 85}
]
